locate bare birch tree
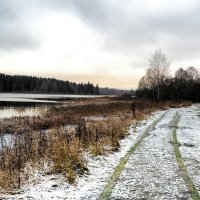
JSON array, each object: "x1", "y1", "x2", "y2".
[
  {"x1": 149, "y1": 49, "x2": 170, "y2": 100},
  {"x1": 138, "y1": 49, "x2": 170, "y2": 101},
  {"x1": 186, "y1": 66, "x2": 200, "y2": 81}
]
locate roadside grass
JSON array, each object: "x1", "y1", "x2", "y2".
[
  {"x1": 0, "y1": 99, "x2": 191, "y2": 190},
  {"x1": 173, "y1": 112, "x2": 200, "y2": 200},
  {"x1": 99, "y1": 111, "x2": 167, "y2": 200},
  {"x1": 0, "y1": 101, "x2": 136, "y2": 190}
]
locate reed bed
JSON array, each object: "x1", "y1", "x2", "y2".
[{"x1": 0, "y1": 98, "x2": 191, "y2": 190}]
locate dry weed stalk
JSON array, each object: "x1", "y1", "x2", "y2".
[{"x1": 0, "y1": 99, "x2": 191, "y2": 190}]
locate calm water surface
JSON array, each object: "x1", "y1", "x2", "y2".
[{"x1": 0, "y1": 93, "x2": 102, "y2": 119}]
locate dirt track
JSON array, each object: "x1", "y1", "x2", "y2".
[{"x1": 106, "y1": 105, "x2": 200, "y2": 200}]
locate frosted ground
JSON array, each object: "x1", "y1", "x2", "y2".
[
  {"x1": 177, "y1": 106, "x2": 200, "y2": 194},
  {"x1": 1, "y1": 105, "x2": 200, "y2": 200},
  {"x1": 111, "y1": 109, "x2": 190, "y2": 199}
]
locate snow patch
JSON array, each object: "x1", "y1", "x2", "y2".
[{"x1": 1, "y1": 111, "x2": 164, "y2": 200}]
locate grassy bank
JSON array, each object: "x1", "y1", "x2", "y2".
[{"x1": 0, "y1": 97, "x2": 191, "y2": 190}]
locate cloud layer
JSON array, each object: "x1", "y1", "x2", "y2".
[
  {"x1": 0, "y1": 0, "x2": 200, "y2": 88},
  {"x1": 0, "y1": 0, "x2": 40, "y2": 50},
  {"x1": 44, "y1": 0, "x2": 200, "y2": 54}
]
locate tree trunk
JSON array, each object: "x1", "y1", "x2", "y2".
[{"x1": 157, "y1": 87, "x2": 160, "y2": 101}]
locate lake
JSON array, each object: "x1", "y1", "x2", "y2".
[
  {"x1": 0, "y1": 93, "x2": 102, "y2": 119},
  {"x1": 0, "y1": 93, "x2": 102, "y2": 103}
]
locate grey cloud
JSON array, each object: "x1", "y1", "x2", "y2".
[
  {"x1": 0, "y1": 7, "x2": 17, "y2": 20},
  {"x1": 1, "y1": 0, "x2": 200, "y2": 60},
  {"x1": 0, "y1": 28, "x2": 39, "y2": 50},
  {"x1": 0, "y1": 0, "x2": 40, "y2": 50},
  {"x1": 43, "y1": 0, "x2": 200, "y2": 58}
]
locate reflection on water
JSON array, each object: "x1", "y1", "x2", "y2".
[
  {"x1": 0, "y1": 93, "x2": 101, "y2": 102},
  {"x1": 0, "y1": 134, "x2": 14, "y2": 150},
  {"x1": 0, "y1": 93, "x2": 60, "y2": 119},
  {"x1": 0, "y1": 93, "x2": 102, "y2": 119},
  {"x1": 0, "y1": 106, "x2": 43, "y2": 119}
]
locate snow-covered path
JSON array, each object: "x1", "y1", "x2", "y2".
[
  {"x1": 110, "y1": 109, "x2": 191, "y2": 200},
  {"x1": 177, "y1": 105, "x2": 200, "y2": 195}
]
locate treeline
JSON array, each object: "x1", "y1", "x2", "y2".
[
  {"x1": 136, "y1": 66, "x2": 200, "y2": 102},
  {"x1": 0, "y1": 73, "x2": 99, "y2": 94},
  {"x1": 99, "y1": 87, "x2": 135, "y2": 96}
]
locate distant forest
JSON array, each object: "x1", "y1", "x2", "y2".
[
  {"x1": 0, "y1": 73, "x2": 99, "y2": 95},
  {"x1": 99, "y1": 87, "x2": 135, "y2": 96},
  {"x1": 136, "y1": 50, "x2": 200, "y2": 102},
  {"x1": 136, "y1": 66, "x2": 200, "y2": 102}
]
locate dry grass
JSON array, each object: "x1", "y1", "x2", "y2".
[{"x1": 0, "y1": 98, "x2": 192, "y2": 190}]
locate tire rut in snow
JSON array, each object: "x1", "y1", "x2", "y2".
[
  {"x1": 109, "y1": 110, "x2": 191, "y2": 200},
  {"x1": 177, "y1": 105, "x2": 200, "y2": 197},
  {"x1": 173, "y1": 111, "x2": 200, "y2": 200},
  {"x1": 99, "y1": 111, "x2": 167, "y2": 200}
]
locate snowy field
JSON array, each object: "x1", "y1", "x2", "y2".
[{"x1": 1, "y1": 105, "x2": 200, "y2": 200}]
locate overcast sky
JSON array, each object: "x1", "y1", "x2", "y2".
[{"x1": 0, "y1": 0, "x2": 200, "y2": 89}]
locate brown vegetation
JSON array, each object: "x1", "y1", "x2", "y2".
[{"x1": 0, "y1": 97, "x2": 192, "y2": 190}]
